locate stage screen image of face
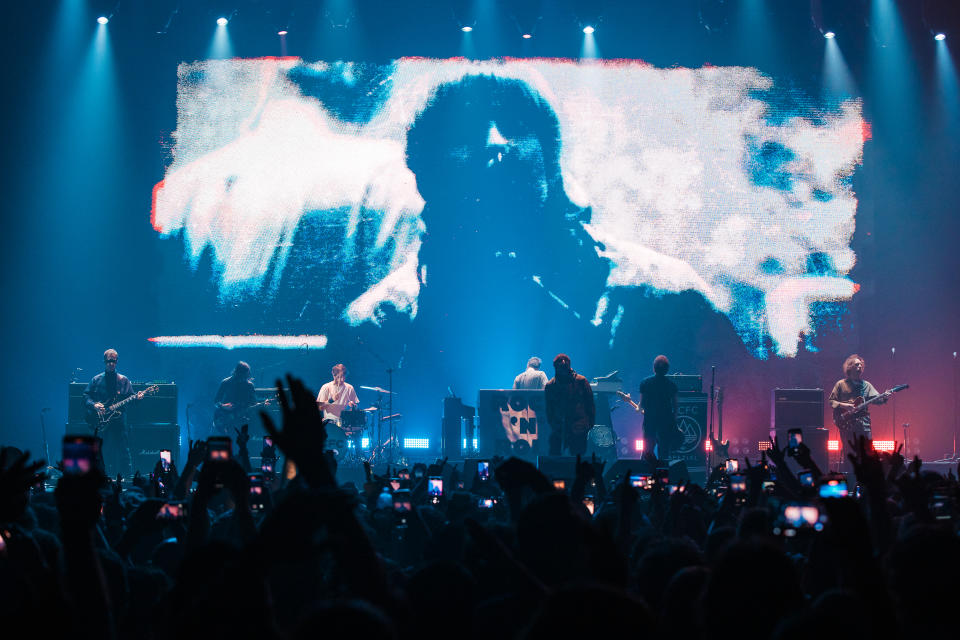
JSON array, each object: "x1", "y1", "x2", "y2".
[{"x1": 152, "y1": 58, "x2": 866, "y2": 359}]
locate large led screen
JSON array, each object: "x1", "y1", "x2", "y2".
[{"x1": 153, "y1": 58, "x2": 865, "y2": 362}]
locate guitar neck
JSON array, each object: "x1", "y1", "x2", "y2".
[
  {"x1": 109, "y1": 395, "x2": 137, "y2": 411},
  {"x1": 109, "y1": 386, "x2": 157, "y2": 411}
]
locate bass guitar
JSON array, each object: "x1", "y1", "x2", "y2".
[
  {"x1": 616, "y1": 390, "x2": 640, "y2": 412},
  {"x1": 86, "y1": 385, "x2": 159, "y2": 431},
  {"x1": 213, "y1": 399, "x2": 275, "y2": 434},
  {"x1": 616, "y1": 390, "x2": 684, "y2": 451},
  {"x1": 833, "y1": 384, "x2": 909, "y2": 433}
]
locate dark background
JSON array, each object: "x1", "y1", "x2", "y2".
[{"x1": 2, "y1": 0, "x2": 958, "y2": 462}]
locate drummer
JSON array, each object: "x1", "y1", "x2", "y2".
[{"x1": 316, "y1": 363, "x2": 359, "y2": 426}]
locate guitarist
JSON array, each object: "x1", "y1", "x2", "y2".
[
  {"x1": 213, "y1": 361, "x2": 257, "y2": 435},
  {"x1": 638, "y1": 355, "x2": 681, "y2": 459},
  {"x1": 829, "y1": 354, "x2": 885, "y2": 438},
  {"x1": 83, "y1": 349, "x2": 142, "y2": 476}
]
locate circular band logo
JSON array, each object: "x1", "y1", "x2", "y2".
[{"x1": 675, "y1": 415, "x2": 703, "y2": 455}]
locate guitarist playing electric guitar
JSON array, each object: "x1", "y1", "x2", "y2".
[
  {"x1": 213, "y1": 361, "x2": 259, "y2": 435},
  {"x1": 617, "y1": 355, "x2": 683, "y2": 458},
  {"x1": 83, "y1": 349, "x2": 150, "y2": 477},
  {"x1": 829, "y1": 354, "x2": 908, "y2": 438}
]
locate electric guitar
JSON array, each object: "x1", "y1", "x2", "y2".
[
  {"x1": 616, "y1": 390, "x2": 683, "y2": 450},
  {"x1": 616, "y1": 390, "x2": 640, "y2": 412},
  {"x1": 833, "y1": 384, "x2": 909, "y2": 433},
  {"x1": 86, "y1": 385, "x2": 159, "y2": 430},
  {"x1": 213, "y1": 398, "x2": 275, "y2": 434}
]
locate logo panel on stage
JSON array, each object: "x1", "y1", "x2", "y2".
[
  {"x1": 674, "y1": 392, "x2": 707, "y2": 463},
  {"x1": 478, "y1": 389, "x2": 547, "y2": 459}
]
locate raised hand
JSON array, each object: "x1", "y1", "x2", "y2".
[
  {"x1": 185, "y1": 439, "x2": 208, "y2": 468},
  {"x1": 847, "y1": 435, "x2": 884, "y2": 491},
  {"x1": 0, "y1": 450, "x2": 46, "y2": 522},
  {"x1": 260, "y1": 374, "x2": 335, "y2": 488},
  {"x1": 766, "y1": 436, "x2": 787, "y2": 468}
]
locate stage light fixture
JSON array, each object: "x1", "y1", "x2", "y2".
[
  {"x1": 522, "y1": 33, "x2": 532, "y2": 39},
  {"x1": 404, "y1": 438, "x2": 430, "y2": 449},
  {"x1": 824, "y1": 31, "x2": 835, "y2": 39},
  {"x1": 635, "y1": 439, "x2": 644, "y2": 452},
  {"x1": 704, "y1": 439, "x2": 713, "y2": 452},
  {"x1": 97, "y1": 16, "x2": 109, "y2": 25},
  {"x1": 828, "y1": 440, "x2": 840, "y2": 451},
  {"x1": 278, "y1": 30, "x2": 288, "y2": 36},
  {"x1": 461, "y1": 25, "x2": 473, "y2": 32},
  {"x1": 758, "y1": 441, "x2": 772, "y2": 451},
  {"x1": 583, "y1": 25, "x2": 595, "y2": 34},
  {"x1": 935, "y1": 32, "x2": 946, "y2": 41},
  {"x1": 217, "y1": 17, "x2": 228, "y2": 27},
  {"x1": 872, "y1": 440, "x2": 895, "y2": 452}
]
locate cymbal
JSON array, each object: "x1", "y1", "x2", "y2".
[
  {"x1": 362, "y1": 406, "x2": 379, "y2": 412},
  {"x1": 360, "y1": 385, "x2": 395, "y2": 395}
]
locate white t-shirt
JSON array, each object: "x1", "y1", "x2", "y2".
[{"x1": 316, "y1": 381, "x2": 359, "y2": 423}]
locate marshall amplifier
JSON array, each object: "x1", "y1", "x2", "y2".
[
  {"x1": 772, "y1": 388, "x2": 824, "y2": 429},
  {"x1": 130, "y1": 424, "x2": 181, "y2": 474},
  {"x1": 667, "y1": 374, "x2": 703, "y2": 393}
]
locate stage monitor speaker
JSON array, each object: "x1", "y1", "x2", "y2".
[
  {"x1": 603, "y1": 458, "x2": 653, "y2": 485},
  {"x1": 130, "y1": 424, "x2": 180, "y2": 474},
  {"x1": 537, "y1": 456, "x2": 578, "y2": 481},
  {"x1": 602, "y1": 458, "x2": 703, "y2": 486},
  {"x1": 770, "y1": 426, "x2": 830, "y2": 473},
  {"x1": 772, "y1": 388, "x2": 824, "y2": 429}
]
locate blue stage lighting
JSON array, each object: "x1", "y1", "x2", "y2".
[
  {"x1": 403, "y1": 438, "x2": 430, "y2": 449},
  {"x1": 217, "y1": 17, "x2": 228, "y2": 27},
  {"x1": 824, "y1": 31, "x2": 835, "y2": 39},
  {"x1": 461, "y1": 25, "x2": 473, "y2": 33},
  {"x1": 935, "y1": 33, "x2": 946, "y2": 41},
  {"x1": 97, "y1": 16, "x2": 108, "y2": 25},
  {"x1": 583, "y1": 26, "x2": 595, "y2": 35}
]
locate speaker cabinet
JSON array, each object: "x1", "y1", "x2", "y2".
[
  {"x1": 536, "y1": 455, "x2": 578, "y2": 481},
  {"x1": 772, "y1": 388, "x2": 824, "y2": 429},
  {"x1": 130, "y1": 424, "x2": 180, "y2": 474}
]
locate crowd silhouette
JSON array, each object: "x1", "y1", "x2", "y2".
[{"x1": 2, "y1": 374, "x2": 958, "y2": 639}]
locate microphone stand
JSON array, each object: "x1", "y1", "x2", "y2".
[
  {"x1": 356, "y1": 337, "x2": 402, "y2": 464},
  {"x1": 39, "y1": 409, "x2": 51, "y2": 467},
  {"x1": 707, "y1": 366, "x2": 715, "y2": 466},
  {"x1": 387, "y1": 367, "x2": 395, "y2": 465}
]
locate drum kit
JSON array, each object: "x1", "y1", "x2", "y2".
[{"x1": 323, "y1": 384, "x2": 402, "y2": 466}]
